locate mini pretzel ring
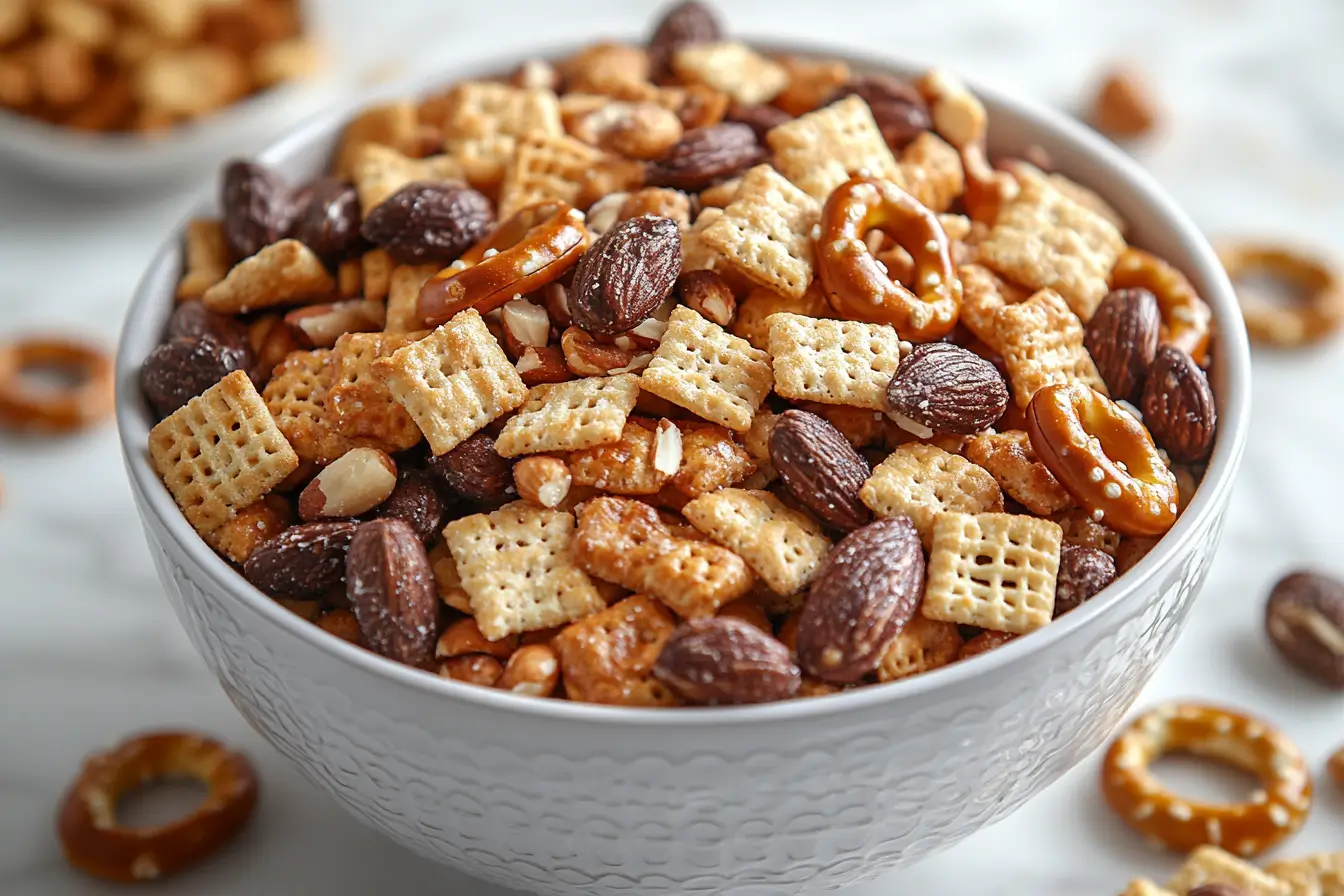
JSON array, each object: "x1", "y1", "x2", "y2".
[
  {"x1": 1101, "y1": 703, "x2": 1312, "y2": 857},
  {"x1": 1217, "y1": 242, "x2": 1344, "y2": 348},
  {"x1": 1110, "y1": 248, "x2": 1213, "y2": 364},
  {"x1": 418, "y1": 201, "x2": 590, "y2": 328},
  {"x1": 0, "y1": 338, "x2": 114, "y2": 433},
  {"x1": 1027, "y1": 382, "x2": 1178, "y2": 537},
  {"x1": 817, "y1": 176, "x2": 962, "y2": 341},
  {"x1": 57, "y1": 731, "x2": 258, "y2": 882}
]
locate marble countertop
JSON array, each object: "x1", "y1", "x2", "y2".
[{"x1": 1, "y1": 0, "x2": 1342, "y2": 893}]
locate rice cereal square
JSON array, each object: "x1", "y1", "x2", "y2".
[
  {"x1": 859, "y1": 443, "x2": 1004, "y2": 544},
  {"x1": 682, "y1": 488, "x2": 831, "y2": 596},
  {"x1": 765, "y1": 312, "x2": 903, "y2": 411},
  {"x1": 766, "y1": 95, "x2": 904, "y2": 201},
  {"x1": 327, "y1": 331, "x2": 426, "y2": 453},
  {"x1": 493, "y1": 374, "x2": 641, "y2": 457},
  {"x1": 995, "y1": 288, "x2": 1108, "y2": 409},
  {"x1": 701, "y1": 164, "x2": 820, "y2": 300}
]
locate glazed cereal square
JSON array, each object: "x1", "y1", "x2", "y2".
[
  {"x1": 995, "y1": 288, "x2": 1108, "y2": 408},
  {"x1": 361, "y1": 249, "x2": 395, "y2": 302},
  {"x1": 444, "y1": 503, "x2": 605, "y2": 640},
  {"x1": 964, "y1": 430, "x2": 1073, "y2": 515},
  {"x1": 333, "y1": 101, "x2": 419, "y2": 178},
  {"x1": 435, "y1": 81, "x2": 562, "y2": 141},
  {"x1": 766, "y1": 312, "x2": 903, "y2": 410},
  {"x1": 766, "y1": 95, "x2": 904, "y2": 200},
  {"x1": 957, "y1": 263, "x2": 1031, "y2": 350},
  {"x1": 1167, "y1": 847, "x2": 1291, "y2": 896},
  {"x1": 384, "y1": 264, "x2": 438, "y2": 333},
  {"x1": 327, "y1": 331, "x2": 426, "y2": 453},
  {"x1": 202, "y1": 239, "x2": 335, "y2": 313},
  {"x1": 671, "y1": 41, "x2": 788, "y2": 106},
  {"x1": 683, "y1": 488, "x2": 831, "y2": 595},
  {"x1": 859, "y1": 444, "x2": 1004, "y2": 544},
  {"x1": 149, "y1": 370, "x2": 299, "y2": 536},
  {"x1": 640, "y1": 307, "x2": 772, "y2": 432},
  {"x1": 499, "y1": 132, "x2": 642, "y2": 217},
  {"x1": 923, "y1": 511, "x2": 1062, "y2": 634},
  {"x1": 876, "y1": 615, "x2": 963, "y2": 683},
  {"x1": 977, "y1": 169, "x2": 1125, "y2": 320},
  {"x1": 494, "y1": 374, "x2": 640, "y2": 457},
  {"x1": 701, "y1": 164, "x2": 820, "y2": 300},
  {"x1": 262, "y1": 349, "x2": 359, "y2": 465},
  {"x1": 898, "y1": 131, "x2": 964, "y2": 214},
  {"x1": 552, "y1": 595, "x2": 680, "y2": 706},
  {"x1": 350, "y1": 142, "x2": 466, "y2": 215},
  {"x1": 373, "y1": 310, "x2": 527, "y2": 456},
  {"x1": 1265, "y1": 854, "x2": 1344, "y2": 896}
]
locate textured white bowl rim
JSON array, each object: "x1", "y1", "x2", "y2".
[{"x1": 115, "y1": 39, "x2": 1251, "y2": 727}]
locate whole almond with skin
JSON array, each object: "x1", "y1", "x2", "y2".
[
  {"x1": 647, "y1": 123, "x2": 762, "y2": 192},
  {"x1": 1085, "y1": 288, "x2": 1160, "y2": 401},
  {"x1": 360, "y1": 182, "x2": 495, "y2": 265},
  {"x1": 291, "y1": 177, "x2": 364, "y2": 259},
  {"x1": 1053, "y1": 544, "x2": 1116, "y2": 617},
  {"x1": 1140, "y1": 344, "x2": 1216, "y2": 462},
  {"x1": 376, "y1": 468, "x2": 447, "y2": 543},
  {"x1": 653, "y1": 616, "x2": 801, "y2": 705},
  {"x1": 569, "y1": 215, "x2": 682, "y2": 335},
  {"x1": 346, "y1": 519, "x2": 439, "y2": 669},
  {"x1": 796, "y1": 517, "x2": 926, "y2": 683},
  {"x1": 885, "y1": 342, "x2": 1008, "y2": 435},
  {"x1": 1264, "y1": 570, "x2": 1344, "y2": 688},
  {"x1": 244, "y1": 521, "x2": 359, "y2": 599},
  {"x1": 298, "y1": 447, "x2": 398, "y2": 521},
  {"x1": 221, "y1": 159, "x2": 294, "y2": 261},
  {"x1": 426, "y1": 431, "x2": 515, "y2": 503},
  {"x1": 770, "y1": 410, "x2": 872, "y2": 532},
  {"x1": 725, "y1": 102, "x2": 792, "y2": 140}
]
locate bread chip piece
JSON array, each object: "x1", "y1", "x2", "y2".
[
  {"x1": 766, "y1": 312, "x2": 903, "y2": 410},
  {"x1": 876, "y1": 615, "x2": 963, "y2": 683},
  {"x1": 1264, "y1": 853, "x2": 1344, "y2": 896},
  {"x1": 574, "y1": 496, "x2": 754, "y2": 618},
  {"x1": 334, "y1": 101, "x2": 419, "y2": 178},
  {"x1": 350, "y1": 143, "x2": 465, "y2": 216},
  {"x1": 977, "y1": 169, "x2": 1125, "y2": 320},
  {"x1": 671, "y1": 41, "x2": 787, "y2": 106},
  {"x1": 498, "y1": 132, "x2": 643, "y2": 217},
  {"x1": 701, "y1": 164, "x2": 820, "y2": 300},
  {"x1": 552, "y1": 595, "x2": 680, "y2": 706},
  {"x1": 964, "y1": 430, "x2": 1073, "y2": 515},
  {"x1": 385, "y1": 264, "x2": 438, "y2": 333},
  {"x1": 859, "y1": 443, "x2": 1004, "y2": 544},
  {"x1": 327, "y1": 331, "x2": 426, "y2": 453},
  {"x1": 766, "y1": 95, "x2": 904, "y2": 201},
  {"x1": 148, "y1": 370, "x2": 299, "y2": 536},
  {"x1": 494, "y1": 374, "x2": 640, "y2": 457},
  {"x1": 898, "y1": 131, "x2": 965, "y2": 214},
  {"x1": 957, "y1": 262, "x2": 1032, "y2": 350},
  {"x1": 263, "y1": 349, "x2": 361, "y2": 465},
  {"x1": 640, "y1": 306, "x2": 772, "y2": 432},
  {"x1": 177, "y1": 218, "x2": 229, "y2": 300},
  {"x1": 683, "y1": 488, "x2": 830, "y2": 595},
  {"x1": 1166, "y1": 847, "x2": 1291, "y2": 896},
  {"x1": 995, "y1": 288, "x2": 1108, "y2": 409},
  {"x1": 567, "y1": 418, "x2": 672, "y2": 495},
  {"x1": 372, "y1": 310, "x2": 526, "y2": 456},
  {"x1": 435, "y1": 80, "x2": 562, "y2": 141},
  {"x1": 922, "y1": 511, "x2": 1061, "y2": 634},
  {"x1": 202, "y1": 239, "x2": 335, "y2": 313}
]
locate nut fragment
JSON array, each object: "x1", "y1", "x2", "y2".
[
  {"x1": 653, "y1": 419, "x2": 683, "y2": 475},
  {"x1": 561, "y1": 326, "x2": 651, "y2": 376},
  {"x1": 769, "y1": 409, "x2": 872, "y2": 532},
  {"x1": 514, "y1": 456, "x2": 573, "y2": 508},
  {"x1": 284, "y1": 299, "x2": 385, "y2": 348},
  {"x1": 1053, "y1": 544, "x2": 1116, "y2": 616},
  {"x1": 297, "y1": 447, "x2": 398, "y2": 521},
  {"x1": 653, "y1": 616, "x2": 801, "y2": 704},
  {"x1": 497, "y1": 644, "x2": 561, "y2": 697},
  {"x1": 346, "y1": 519, "x2": 439, "y2": 668},
  {"x1": 569, "y1": 215, "x2": 682, "y2": 336},
  {"x1": 500, "y1": 298, "x2": 552, "y2": 357},
  {"x1": 426, "y1": 432, "x2": 515, "y2": 503},
  {"x1": 439, "y1": 654, "x2": 505, "y2": 686},
  {"x1": 1264, "y1": 570, "x2": 1344, "y2": 688},
  {"x1": 436, "y1": 617, "x2": 518, "y2": 661},
  {"x1": 1140, "y1": 344, "x2": 1217, "y2": 463},
  {"x1": 573, "y1": 101, "x2": 684, "y2": 160},
  {"x1": 1085, "y1": 288, "x2": 1161, "y2": 402},
  {"x1": 677, "y1": 270, "x2": 736, "y2": 326},
  {"x1": 515, "y1": 345, "x2": 573, "y2": 385},
  {"x1": 885, "y1": 342, "x2": 1008, "y2": 435}
]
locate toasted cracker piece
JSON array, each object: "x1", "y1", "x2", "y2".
[
  {"x1": 766, "y1": 312, "x2": 903, "y2": 411},
  {"x1": 656, "y1": 422, "x2": 755, "y2": 508},
  {"x1": 957, "y1": 262, "x2": 1032, "y2": 350},
  {"x1": 498, "y1": 132, "x2": 643, "y2": 217},
  {"x1": 202, "y1": 239, "x2": 335, "y2": 314},
  {"x1": 732, "y1": 283, "x2": 831, "y2": 352},
  {"x1": 964, "y1": 430, "x2": 1073, "y2": 515},
  {"x1": 336, "y1": 258, "x2": 362, "y2": 298},
  {"x1": 683, "y1": 488, "x2": 830, "y2": 596},
  {"x1": 898, "y1": 131, "x2": 965, "y2": 214},
  {"x1": 384, "y1": 264, "x2": 438, "y2": 333},
  {"x1": 701, "y1": 164, "x2": 820, "y2": 300},
  {"x1": 1053, "y1": 507, "x2": 1122, "y2": 557},
  {"x1": 149, "y1": 370, "x2": 298, "y2": 536},
  {"x1": 767, "y1": 95, "x2": 904, "y2": 201},
  {"x1": 334, "y1": 101, "x2": 419, "y2": 178},
  {"x1": 361, "y1": 249, "x2": 394, "y2": 302},
  {"x1": 350, "y1": 142, "x2": 465, "y2": 216},
  {"x1": 922, "y1": 511, "x2": 1061, "y2": 634},
  {"x1": 327, "y1": 331, "x2": 426, "y2": 453},
  {"x1": 977, "y1": 168, "x2": 1125, "y2": 320},
  {"x1": 428, "y1": 539, "x2": 472, "y2": 614},
  {"x1": 859, "y1": 443, "x2": 1004, "y2": 544},
  {"x1": 640, "y1": 306, "x2": 772, "y2": 433},
  {"x1": 567, "y1": 418, "x2": 673, "y2": 495},
  {"x1": 671, "y1": 41, "x2": 787, "y2": 106},
  {"x1": 1264, "y1": 853, "x2": 1344, "y2": 896},
  {"x1": 494, "y1": 374, "x2": 640, "y2": 457},
  {"x1": 177, "y1": 219, "x2": 229, "y2": 300},
  {"x1": 444, "y1": 503, "x2": 605, "y2": 640},
  {"x1": 1166, "y1": 847, "x2": 1291, "y2": 896},
  {"x1": 205, "y1": 496, "x2": 291, "y2": 564},
  {"x1": 876, "y1": 615, "x2": 963, "y2": 683},
  {"x1": 995, "y1": 288, "x2": 1108, "y2": 409},
  {"x1": 372, "y1": 310, "x2": 526, "y2": 456},
  {"x1": 574, "y1": 496, "x2": 755, "y2": 618},
  {"x1": 552, "y1": 595, "x2": 680, "y2": 706},
  {"x1": 443, "y1": 134, "x2": 516, "y2": 192},
  {"x1": 263, "y1": 349, "x2": 360, "y2": 465},
  {"x1": 435, "y1": 80, "x2": 563, "y2": 142}
]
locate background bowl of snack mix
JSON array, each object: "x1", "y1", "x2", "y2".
[{"x1": 113, "y1": 4, "x2": 1251, "y2": 893}]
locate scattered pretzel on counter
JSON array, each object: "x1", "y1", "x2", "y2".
[
  {"x1": 57, "y1": 731, "x2": 258, "y2": 883},
  {"x1": 1110, "y1": 248, "x2": 1214, "y2": 365},
  {"x1": 0, "y1": 337, "x2": 114, "y2": 434},
  {"x1": 1101, "y1": 703, "x2": 1312, "y2": 858},
  {"x1": 1217, "y1": 243, "x2": 1344, "y2": 348}
]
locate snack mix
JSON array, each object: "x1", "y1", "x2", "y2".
[{"x1": 141, "y1": 1, "x2": 1221, "y2": 707}]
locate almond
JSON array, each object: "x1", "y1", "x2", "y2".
[
  {"x1": 1085, "y1": 287, "x2": 1160, "y2": 401},
  {"x1": 291, "y1": 177, "x2": 363, "y2": 258},
  {"x1": 569, "y1": 215, "x2": 682, "y2": 335},
  {"x1": 647, "y1": 122, "x2": 762, "y2": 191},
  {"x1": 360, "y1": 182, "x2": 495, "y2": 265},
  {"x1": 498, "y1": 644, "x2": 561, "y2": 697},
  {"x1": 243, "y1": 520, "x2": 359, "y2": 599},
  {"x1": 648, "y1": 1, "x2": 721, "y2": 79},
  {"x1": 677, "y1": 269, "x2": 736, "y2": 326},
  {"x1": 375, "y1": 468, "x2": 446, "y2": 543},
  {"x1": 1140, "y1": 344, "x2": 1216, "y2": 462},
  {"x1": 653, "y1": 616, "x2": 800, "y2": 704},
  {"x1": 221, "y1": 159, "x2": 294, "y2": 261},
  {"x1": 769, "y1": 409, "x2": 872, "y2": 532},
  {"x1": 1264, "y1": 570, "x2": 1344, "y2": 689},
  {"x1": 561, "y1": 326, "x2": 651, "y2": 376},
  {"x1": 139, "y1": 335, "x2": 252, "y2": 418},
  {"x1": 653, "y1": 419, "x2": 683, "y2": 475},
  {"x1": 346, "y1": 519, "x2": 439, "y2": 668},
  {"x1": 500, "y1": 298, "x2": 551, "y2": 358},
  {"x1": 515, "y1": 345, "x2": 574, "y2": 386},
  {"x1": 885, "y1": 342, "x2": 1008, "y2": 435},
  {"x1": 514, "y1": 456, "x2": 572, "y2": 508},
  {"x1": 1053, "y1": 544, "x2": 1116, "y2": 617},
  {"x1": 298, "y1": 447, "x2": 398, "y2": 520},
  {"x1": 426, "y1": 432, "x2": 515, "y2": 503}
]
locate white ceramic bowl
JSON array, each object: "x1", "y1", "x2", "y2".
[{"x1": 115, "y1": 44, "x2": 1251, "y2": 896}]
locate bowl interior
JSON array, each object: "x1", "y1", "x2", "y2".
[{"x1": 114, "y1": 41, "x2": 1251, "y2": 723}]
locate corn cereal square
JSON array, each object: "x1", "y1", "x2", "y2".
[
  {"x1": 876, "y1": 615, "x2": 963, "y2": 683},
  {"x1": 767, "y1": 95, "x2": 904, "y2": 200},
  {"x1": 766, "y1": 312, "x2": 903, "y2": 410},
  {"x1": 671, "y1": 41, "x2": 788, "y2": 106},
  {"x1": 640, "y1": 306, "x2": 772, "y2": 432},
  {"x1": 995, "y1": 288, "x2": 1108, "y2": 408},
  {"x1": 859, "y1": 443, "x2": 1004, "y2": 544},
  {"x1": 683, "y1": 488, "x2": 830, "y2": 595},
  {"x1": 494, "y1": 374, "x2": 640, "y2": 457},
  {"x1": 327, "y1": 331, "x2": 426, "y2": 453},
  {"x1": 1167, "y1": 847, "x2": 1291, "y2": 896},
  {"x1": 701, "y1": 164, "x2": 820, "y2": 300},
  {"x1": 202, "y1": 239, "x2": 335, "y2": 314}
]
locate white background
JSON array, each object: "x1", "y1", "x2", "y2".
[{"x1": 1, "y1": 1, "x2": 1342, "y2": 893}]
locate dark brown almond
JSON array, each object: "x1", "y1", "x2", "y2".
[
  {"x1": 140, "y1": 335, "x2": 253, "y2": 418},
  {"x1": 648, "y1": 1, "x2": 721, "y2": 80},
  {"x1": 1085, "y1": 288, "x2": 1161, "y2": 401},
  {"x1": 725, "y1": 102, "x2": 793, "y2": 140},
  {"x1": 830, "y1": 75, "x2": 931, "y2": 150},
  {"x1": 426, "y1": 431, "x2": 516, "y2": 504},
  {"x1": 769, "y1": 409, "x2": 872, "y2": 532},
  {"x1": 165, "y1": 299, "x2": 251, "y2": 352},
  {"x1": 653, "y1": 616, "x2": 800, "y2": 705},
  {"x1": 292, "y1": 177, "x2": 364, "y2": 258},
  {"x1": 360, "y1": 181, "x2": 495, "y2": 265},
  {"x1": 1264, "y1": 570, "x2": 1344, "y2": 688},
  {"x1": 886, "y1": 342, "x2": 1008, "y2": 435},
  {"x1": 221, "y1": 159, "x2": 294, "y2": 261},
  {"x1": 647, "y1": 123, "x2": 762, "y2": 192},
  {"x1": 796, "y1": 517, "x2": 926, "y2": 682},
  {"x1": 244, "y1": 521, "x2": 359, "y2": 599},
  {"x1": 569, "y1": 215, "x2": 682, "y2": 335},
  {"x1": 1140, "y1": 344, "x2": 1216, "y2": 462},
  {"x1": 377, "y1": 468, "x2": 448, "y2": 543},
  {"x1": 346, "y1": 519, "x2": 439, "y2": 669},
  {"x1": 676, "y1": 269, "x2": 735, "y2": 326},
  {"x1": 1053, "y1": 545, "x2": 1116, "y2": 617}
]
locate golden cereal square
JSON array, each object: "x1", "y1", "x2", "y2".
[
  {"x1": 766, "y1": 312, "x2": 903, "y2": 410},
  {"x1": 995, "y1": 288, "x2": 1108, "y2": 409},
  {"x1": 498, "y1": 132, "x2": 642, "y2": 218},
  {"x1": 671, "y1": 41, "x2": 788, "y2": 106},
  {"x1": 766, "y1": 95, "x2": 904, "y2": 200},
  {"x1": 350, "y1": 142, "x2": 465, "y2": 216},
  {"x1": 876, "y1": 615, "x2": 963, "y2": 683},
  {"x1": 640, "y1": 306, "x2": 772, "y2": 432},
  {"x1": 148, "y1": 370, "x2": 298, "y2": 536},
  {"x1": 334, "y1": 101, "x2": 419, "y2": 178},
  {"x1": 1167, "y1": 847, "x2": 1291, "y2": 896},
  {"x1": 683, "y1": 488, "x2": 831, "y2": 596},
  {"x1": 443, "y1": 503, "x2": 604, "y2": 640},
  {"x1": 957, "y1": 263, "x2": 1032, "y2": 350},
  {"x1": 701, "y1": 164, "x2": 820, "y2": 300},
  {"x1": 262, "y1": 349, "x2": 359, "y2": 465},
  {"x1": 444, "y1": 134, "x2": 517, "y2": 192},
  {"x1": 385, "y1": 264, "x2": 438, "y2": 333},
  {"x1": 436, "y1": 81, "x2": 562, "y2": 141},
  {"x1": 362, "y1": 248, "x2": 394, "y2": 302},
  {"x1": 177, "y1": 218, "x2": 229, "y2": 300},
  {"x1": 964, "y1": 430, "x2": 1073, "y2": 515},
  {"x1": 977, "y1": 169, "x2": 1126, "y2": 320},
  {"x1": 860, "y1": 444, "x2": 1005, "y2": 544},
  {"x1": 1265, "y1": 854, "x2": 1344, "y2": 896},
  {"x1": 898, "y1": 131, "x2": 964, "y2": 214},
  {"x1": 493, "y1": 374, "x2": 640, "y2": 457},
  {"x1": 327, "y1": 331, "x2": 426, "y2": 452},
  {"x1": 202, "y1": 239, "x2": 335, "y2": 313},
  {"x1": 373, "y1": 310, "x2": 527, "y2": 456},
  {"x1": 922, "y1": 511, "x2": 1061, "y2": 634},
  {"x1": 552, "y1": 595, "x2": 680, "y2": 707}
]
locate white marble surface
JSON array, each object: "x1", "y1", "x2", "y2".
[{"x1": 2, "y1": 0, "x2": 1342, "y2": 893}]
